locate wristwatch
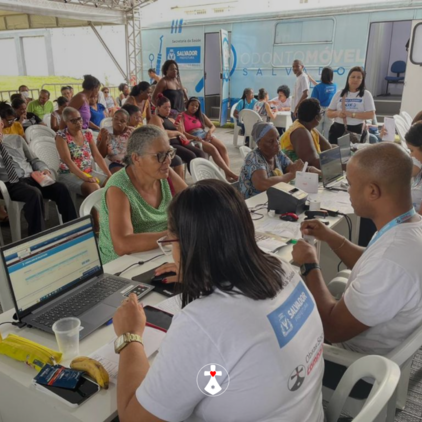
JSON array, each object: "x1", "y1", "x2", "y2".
[
  {"x1": 300, "y1": 263, "x2": 321, "y2": 277},
  {"x1": 352, "y1": 112, "x2": 356, "y2": 118},
  {"x1": 114, "y1": 333, "x2": 143, "y2": 354}
]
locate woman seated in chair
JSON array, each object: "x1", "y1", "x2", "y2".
[
  {"x1": 96, "y1": 109, "x2": 134, "y2": 174},
  {"x1": 280, "y1": 98, "x2": 332, "y2": 169},
  {"x1": 98, "y1": 125, "x2": 187, "y2": 264},
  {"x1": 0, "y1": 102, "x2": 26, "y2": 142},
  {"x1": 51, "y1": 96, "x2": 69, "y2": 132},
  {"x1": 56, "y1": 107, "x2": 111, "y2": 219},
  {"x1": 150, "y1": 94, "x2": 206, "y2": 173},
  {"x1": 113, "y1": 180, "x2": 325, "y2": 422},
  {"x1": 89, "y1": 94, "x2": 107, "y2": 132},
  {"x1": 176, "y1": 97, "x2": 238, "y2": 182},
  {"x1": 254, "y1": 88, "x2": 278, "y2": 122},
  {"x1": 101, "y1": 86, "x2": 119, "y2": 116},
  {"x1": 124, "y1": 81, "x2": 152, "y2": 124},
  {"x1": 239, "y1": 121, "x2": 319, "y2": 199}
]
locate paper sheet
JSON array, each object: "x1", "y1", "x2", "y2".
[
  {"x1": 255, "y1": 219, "x2": 301, "y2": 240},
  {"x1": 155, "y1": 295, "x2": 182, "y2": 315},
  {"x1": 382, "y1": 117, "x2": 395, "y2": 142},
  {"x1": 309, "y1": 190, "x2": 354, "y2": 215},
  {"x1": 295, "y1": 171, "x2": 319, "y2": 194},
  {"x1": 257, "y1": 238, "x2": 288, "y2": 253},
  {"x1": 90, "y1": 327, "x2": 166, "y2": 384}
]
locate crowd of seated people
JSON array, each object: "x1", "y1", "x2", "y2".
[{"x1": 2, "y1": 57, "x2": 422, "y2": 422}]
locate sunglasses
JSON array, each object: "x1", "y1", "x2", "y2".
[
  {"x1": 157, "y1": 236, "x2": 179, "y2": 255},
  {"x1": 142, "y1": 148, "x2": 176, "y2": 164},
  {"x1": 69, "y1": 117, "x2": 82, "y2": 124}
]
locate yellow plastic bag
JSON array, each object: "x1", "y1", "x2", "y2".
[{"x1": 0, "y1": 333, "x2": 62, "y2": 371}]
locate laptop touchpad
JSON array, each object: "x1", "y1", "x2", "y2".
[{"x1": 80, "y1": 303, "x2": 115, "y2": 325}]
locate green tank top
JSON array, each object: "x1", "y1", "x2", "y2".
[{"x1": 98, "y1": 168, "x2": 171, "y2": 264}]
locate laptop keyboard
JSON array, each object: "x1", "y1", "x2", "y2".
[{"x1": 33, "y1": 277, "x2": 128, "y2": 328}]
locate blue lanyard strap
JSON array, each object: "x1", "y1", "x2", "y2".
[{"x1": 366, "y1": 208, "x2": 416, "y2": 250}]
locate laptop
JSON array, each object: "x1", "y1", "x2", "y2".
[
  {"x1": 0, "y1": 216, "x2": 154, "y2": 339},
  {"x1": 338, "y1": 134, "x2": 352, "y2": 164},
  {"x1": 320, "y1": 147, "x2": 348, "y2": 191}
]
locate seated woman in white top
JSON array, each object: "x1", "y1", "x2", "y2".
[
  {"x1": 113, "y1": 179, "x2": 325, "y2": 422},
  {"x1": 254, "y1": 88, "x2": 277, "y2": 122},
  {"x1": 405, "y1": 122, "x2": 422, "y2": 214},
  {"x1": 326, "y1": 66, "x2": 375, "y2": 144}
]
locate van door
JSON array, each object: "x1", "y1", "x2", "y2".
[
  {"x1": 401, "y1": 20, "x2": 422, "y2": 119},
  {"x1": 219, "y1": 29, "x2": 230, "y2": 126}
]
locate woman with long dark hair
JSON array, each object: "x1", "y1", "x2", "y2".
[
  {"x1": 326, "y1": 66, "x2": 375, "y2": 144},
  {"x1": 150, "y1": 94, "x2": 206, "y2": 172},
  {"x1": 124, "y1": 81, "x2": 152, "y2": 123},
  {"x1": 176, "y1": 97, "x2": 238, "y2": 181},
  {"x1": 113, "y1": 180, "x2": 325, "y2": 422},
  {"x1": 152, "y1": 60, "x2": 188, "y2": 118}
]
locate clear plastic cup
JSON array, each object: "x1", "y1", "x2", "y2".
[{"x1": 52, "y1": 317, "x2": 81, "y2": 360}]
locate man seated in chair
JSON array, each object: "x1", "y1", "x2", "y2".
[
  {"x1": 0, "y1": 121, "x2": 77, "y2": 236},
  {"x1": 292, "y1": 142, "x2": 422, "y2": 356}
]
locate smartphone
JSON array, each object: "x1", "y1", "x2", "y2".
[
  {"x1": 144, "y1": 305, "x2": 173, "y2": 332},
  {"x1": 34, "y1": 376, "x2": 100, "y2": 408}
]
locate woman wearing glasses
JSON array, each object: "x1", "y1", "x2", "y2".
[
  {"x1": 98, "y1": 125, "x2": 186, "y2": 264},
  {"x1": 280, "y1": 98, "x2": 332, "y2": 169},
  {"x1": 101, "y1": 86, "x2": 119, "y2": 116},
  {"x1": 113, "y1": 180, "x2": 325, "y2": 422},
  {"x1": 0, "y1": 102, "x2": 26, "y2": 142},
  {"x1": 176, "y1": 97, "x2": 238, "y2": 182},
  {"x1": 56, "y1": 107, "x2": 111, "y2": 197}
]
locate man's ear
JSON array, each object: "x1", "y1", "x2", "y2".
[{"x1": 366, "y1": 182, "x2": 381, "y2": 202}]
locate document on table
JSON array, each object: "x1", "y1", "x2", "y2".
[
  {"x1": 255, "y1": 218, "x2": 301, "y2": 241},
  {"x1": 309, "y1": 190, "x2": 353, "y2": 215},
  {"x1": 90, "y1": 327, "x2": 166, "y2": 384},
  {"x1": 155, "y1": 295, "x2": 182, "y2": 315}
]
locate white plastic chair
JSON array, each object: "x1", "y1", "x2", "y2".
[
  {"x1": 239, "y1": 146, "x2": 252, "y2": 159},
  {"x1": 399, "y1": 111, "x2": 412, "y2": 130},
  {"x1": 25, "y1": 125, "x2": 56, "y2": 144},
  {"x1": 393, "y1": 114, "x2": 409, "y2": 149},
  {"x1": 100, "y1": 117, "x2": 113, "y2": 129},
  {"x1": 238, "y1": 109, "x2": 262, "y2": 149},
  {"x1": 325, "y1": 355, "x2": 400, "y2": 422},
  {"x1": 29, "y1": 138, "x2": 61, "y2": 180},
  {"x1": 79, "y1": 188, "x2": 104, "y2": 217},
  {"x1": 190, "y1": 158, "x2": 228, "y2": 183},
  {"x1": 42, "y1": 113, "x2": 52, "y2": 128},
  {"x1": 231, "y1": 102, "x2": 243, "y2": 147}
]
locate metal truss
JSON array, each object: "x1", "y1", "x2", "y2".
[
  {"x1": 50, "y1": 0, "x2": 155, "y2": 12},
  {"x1": 126, "y1": 6, "x2": 142, "y2": 84}
]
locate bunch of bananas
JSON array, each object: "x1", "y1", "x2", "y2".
[{"x1": 70, "y1": 356, "x2": 110, "y2": 389}]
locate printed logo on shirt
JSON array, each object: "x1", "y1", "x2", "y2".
[
  {"x1": 196, "y1": 364, "x2": 230, "y2": 397},
  {"x1": 267, "y1": 281, "x2": 315, "y2": 349},
  {"x1": 288, "y1": 365, "x2": 306, "y2": 391}
]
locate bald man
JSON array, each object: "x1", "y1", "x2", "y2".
[{"x1": 292, "y1": 143, "x2": 422, "y2": 355}]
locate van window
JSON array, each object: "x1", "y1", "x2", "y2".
[{"x1": 275, "y1": 18, "x2": 335, "y2": 44}]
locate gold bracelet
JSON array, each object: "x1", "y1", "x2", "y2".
[{"x1": 331, "y1": 237, "x2": 346, "y2": 252}]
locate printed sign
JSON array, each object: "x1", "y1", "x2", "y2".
[
  {"x1": 267, "y1": 281, "x2": 315, "y2": 349},
  {"x1": 166, "y1": 47, "x2": 201, "y2": 64}
]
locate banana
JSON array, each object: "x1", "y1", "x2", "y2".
[{"x1": 70, "y1": 356, "x2": 109, "y2": 389}]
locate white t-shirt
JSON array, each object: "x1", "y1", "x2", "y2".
[
  {"x1": 328, "y1": 90, "x2": 375, "y2": 126},
  {"x1": 412, "y1": 170, "x2": 422, "y2": 213},
  {"x1": 271, "y1": 96, "x2": 292, "y2": 111},
  {"x1": 341, "y1": 219, "x2": 422, "y2": 355},
  {"x1": 136, "y1": 261, "x2": 324, "y2": 422},
  {"x1": 291, "y1": 74, "x2": 310, "y2": 111}
]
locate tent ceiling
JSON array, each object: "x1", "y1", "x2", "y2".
[{"x1": 0, "y1": 0, "x2": 130, "y2": 31}]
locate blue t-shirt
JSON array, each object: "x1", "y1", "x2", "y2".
[
  {"x1": 90, "y1": 104, "x2": 106, "y2": 128},
  {"x1": 239, "y1": 148, "x2": 291, "y2": 199},
  {"x1": 235, "y1": 98, "x2": 258, "y2": 113},
  {"x1": 311, "y1": 83, "x2": 337, "y2": 107}
]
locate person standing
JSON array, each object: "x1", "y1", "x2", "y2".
[
  {"x1": 291, "y1": 60, "x2": 310, "y2": 121},
  {"x1": 311, "y1": 67, "x2": 337, "y2": 138},
  {"x1": 326, "y1": 66, "x2": 375, "y2": 144},
  {"x1": 27, "y1": 90, "x2": 54, "y2": 120}
]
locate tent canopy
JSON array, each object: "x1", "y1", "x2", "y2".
[{"x1": 0, "y1": 0, "x2": 126, "y2": 31}]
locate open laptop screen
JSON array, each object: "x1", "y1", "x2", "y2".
[
  {"x1": 320, "y1": 147, "x2": 343, "y2": 186},
  {"x1": 1, "y1": 217, "x2": 101, "y2": 315},
  {"x1": 338, "y1": 134, "x2": 352, "y2": 163}
]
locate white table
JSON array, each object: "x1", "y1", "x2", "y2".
[
  {"x1": 272, "y1": 111, "x2": 292, "y2": 129},
  {"x1": 0, "y1": 192, "x2": 353, "y2": 422}
]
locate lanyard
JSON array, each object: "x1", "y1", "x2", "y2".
[{"x1": 366, "y1": 208, "x2": 416, "y2": 250}]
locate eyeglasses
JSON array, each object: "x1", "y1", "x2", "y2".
[
  {"x1": 142, "y1": 148, "x2": 176, "y2": 164},
  {"x1": 157, "y1": 236, "x2": 179, "y2": 255},
  {"x1": 69, "y1": 117, "x2": 82, "y2": 124},
  {"x1": 104, "y1": 91, "x2": 109, "y2": 94},
  {"x1": 6, "y1": 118, "x2": 15, "y2": 124}
]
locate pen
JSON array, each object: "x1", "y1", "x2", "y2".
[{"x1": 303, "y1": 162, "x2": 308, "y2": 173}]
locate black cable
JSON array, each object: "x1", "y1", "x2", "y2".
[
  {"x1": 114, "y1": 253, "x2": 164, "y2": 276},
  {"x1": 0, "y1": 321, "x2": 14, "y2": 327}
]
